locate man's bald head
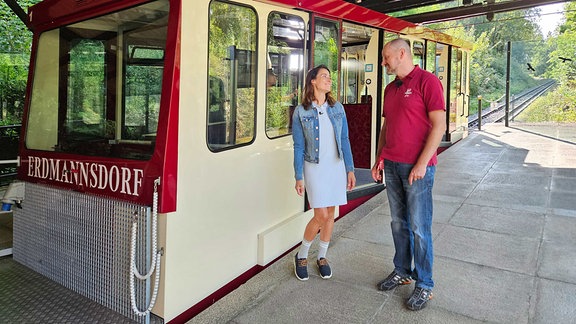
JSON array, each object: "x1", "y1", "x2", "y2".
[
  {"x1": 385, "y1": 38, "x2": 411, "y2": 55},
  {"x1": 382, "y1": 38, "x2": 414, "y2": 78}
]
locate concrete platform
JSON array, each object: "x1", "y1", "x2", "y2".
[{"x1": 190, "y1": 123, "x2": 576, "y2": 324}]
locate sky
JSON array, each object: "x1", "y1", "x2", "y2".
[{"x1": 536, "y1": 3, "x2": 566, "y2": 37}]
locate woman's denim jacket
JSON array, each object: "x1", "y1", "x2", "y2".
[{"x1": 292, "y1": 101, "x2": 355, "y2": 180}]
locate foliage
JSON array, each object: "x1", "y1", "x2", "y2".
[
  {"x1": 516, "y1": 84, "x2": 576, "y2": 122},
  {"x1": 433, "y1": 7, "x2": 556, "y2": 114},
  {"x1": 0, "y1": 0, "x2": 41, "y2": 124},
  {"x1": 545, "y1": 2, "x2": 576, "y2": 85},
  {"x1": 0, "y1": 53, "x2": 27, "y2": 123},
  {"x1": 515, "y1": 2, "x2": 576, "y2": 122},
  {"x1": 0, "y1": 0, "x2": 40, "y2": 53},
  {"x1": 266, "y1": 86, "x2": 290, "y2": 135}
]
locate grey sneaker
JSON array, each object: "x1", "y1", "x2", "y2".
[
  {"x1": 316, "y1": 258, "x2": 332, "y2": 279},
  {"x1": 294, "y1": 255, "x2": 309, "y2": 281},
  {"x1": 376, "y1": 270, "x2": 413, "y2": 291},
  {"x1": 406, "y1": 286, "x2": 433, "y2": 311}
]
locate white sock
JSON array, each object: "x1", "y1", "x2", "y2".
[
  {"x1": 297, "y1": 238, "x2": 312, "y2": 259},
  {"x1": 318, "y1": 240, "x2": 330, "y2": 260}
]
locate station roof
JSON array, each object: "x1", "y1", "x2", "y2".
[{"x1": 344, "y1": 0, "x2": 570, "y2": 24}]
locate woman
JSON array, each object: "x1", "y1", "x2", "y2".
[{"x1": 292, "y1": 65, "x2": 356, "y2": 281}]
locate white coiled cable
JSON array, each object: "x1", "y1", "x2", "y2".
[{"x1": 130, "y1": 177, "x2": 163, "y2": 316}]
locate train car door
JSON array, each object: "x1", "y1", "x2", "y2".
[
  {"x1": 448, "y1": 47, "x2": 469, "y2": 142},
  {"x1": 434, "y1": 42, "x2": 450, "y2": 143},
  {"x1": 339, "y1": 22, "x2": 379, "y2": 187}
]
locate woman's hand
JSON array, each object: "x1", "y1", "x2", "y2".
[
  {"x1": 295, "y1": 180, "x2": 305, "y2": 196},
  {"x1": 347, "y1": 172, "x2": 356, "y2": 191}
]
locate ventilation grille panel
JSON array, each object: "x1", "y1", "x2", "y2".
[{"x1": 13, "y1": 183, "x2": 153, "y2": 323}]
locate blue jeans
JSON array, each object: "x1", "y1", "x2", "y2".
[{"x1": 384, "y1": 160, "x2": 435, "y2": 290}]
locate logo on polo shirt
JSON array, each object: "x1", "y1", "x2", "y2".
[{"x1": 404, "y1": 88, "x2": 413, "y2": 97}]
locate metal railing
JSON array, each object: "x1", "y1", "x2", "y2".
[{"x1": 468, "y1": 80, "x2": 556, "y2": 130}]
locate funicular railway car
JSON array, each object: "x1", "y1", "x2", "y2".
[{"x1": 8, "y1": 0, "x2": 471, "y2": 322}]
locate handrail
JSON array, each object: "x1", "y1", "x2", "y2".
[{"x1": 0, "y1": 159, "x2": 18, "y2": 165}]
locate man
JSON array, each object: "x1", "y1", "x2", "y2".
[{"x1": 371, "y1": 38, "x2": 446, "y2": 311}]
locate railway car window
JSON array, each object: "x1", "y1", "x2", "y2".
[
  {"x1": 265, "y1": 12, "x2": 304, "y2": 138},
  {"x1": 313, "y1": 18, "x2": 339, "y2": 95},
  {"x1": 207, "y1": 2, "x2": 257, "y2": 151},
  {"x1": 25, "y1": 1, "x2": 169, "y2": 159},
  {"x1": 412, "y1": 41, "x2": 424, "y2": 68},
  {"x1": 341, "y1": 23, "x2": 374, "y2": 104},
  {"x1": 426, "y1": 41, "x2": 437, "y2": 74}
]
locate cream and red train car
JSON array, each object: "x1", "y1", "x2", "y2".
[{"x1": 10, "y1": 0, "x2": 471, "y2": 322}]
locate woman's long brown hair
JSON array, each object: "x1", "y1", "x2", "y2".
[{"x1": 301, "y1": 64, "x2": 336, "y2": 110}]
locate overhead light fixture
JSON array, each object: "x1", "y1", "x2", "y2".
[{"x1": 355, "y1": 0, "x2": 362, "y2": 3}]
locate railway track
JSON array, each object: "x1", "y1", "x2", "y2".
[{"x1": 468, "y1": 79, "x2": 556, "y2": 130}]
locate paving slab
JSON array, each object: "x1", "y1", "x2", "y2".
[
  {"x1": 480, "y1": 171, "x2": 551, "y2": 189},
  {"x1": 432, "y1": 257, "x2": 534, "y2": 323},
  {"x1": 533, "y1": 279, "x2": 576, "y2": 324},
  {"x1": 432, "y1": 180, "x2": 478, "y2": 199},
  {"x1": 450, "y1": 204, "x2": 545, "y2": 237},
  {"x1": 543, "y1": 214, "x2": 576, "y2": 244},
  {"x1": 435, "y1": 225, "x2": 540, "y2": 275},
  {"x1": 373, "y1": 294, "x2": 486, "y2": 324},
  {"x1": 537, "y1": 240, "x2": 576, "y2": 284},
  {"x1": 234, "y1": 279, "x2": 388, "y2": 324},
  {"x1": 431, "y1": 200, "x2": 461, "y2": 224},
  {"x1": 551, "y1": 175, "x2": 576, "y2": 192},
  {"x1": 465, "y1": 182, "x2": 549, "y2": 211},
  {"x1": 490, "y1": 161, "x2": 554, "y2": 176},
  {"x1": 549, "y1": 191, "x2": 576, "y2": 211},
  {"x1": 342, "y1": 209, "x2": 393, "y2": 246}
]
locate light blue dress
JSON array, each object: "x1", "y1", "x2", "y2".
[{"x1": 303, "y1": 102, "x2": 347, "y2": 208}]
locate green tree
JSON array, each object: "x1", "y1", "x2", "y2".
[
  {"x1": 433, "y1": 8, "x2": 547, "y2": 111},
  {"x1": 0, "y1": 53, "x2": 27, "y2": 123},
  {"x1": 518, "y1": 2, "x2": 576, "y2": 123},
  {"x1": 0, "y1": 0, "x2": 41, "y2": 123},
  {"x1": 546, "y1": 2, "x2": 576, "y2": 84},
  {"x1": 0, "y1": 0, "x2": 39, "y2": 52}
]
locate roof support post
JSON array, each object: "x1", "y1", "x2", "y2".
[{"x1": 505, "y1": 41, "x2": 511, "y2": 127}]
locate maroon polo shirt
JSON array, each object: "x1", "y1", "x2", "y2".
[{"x1": 380, "y1": 65, "x2": 445, "y2": 166}]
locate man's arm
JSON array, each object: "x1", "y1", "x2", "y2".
[{"x1": 409, "y1": 110, "x2": 445, "y2": 184}]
